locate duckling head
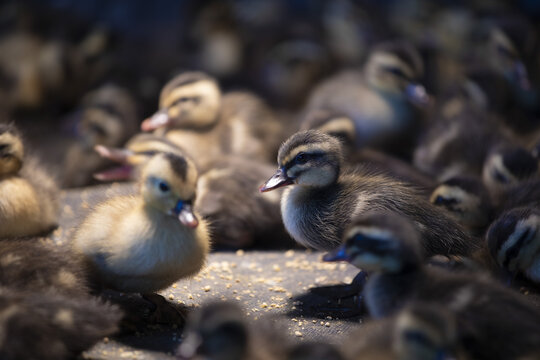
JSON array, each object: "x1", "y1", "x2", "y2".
[
  {"x1": 482, "y1": 145, "x2": 538, "y2": 194},
  {"x1": 486, "y1": 207, "x2": 540, "y2": 277},
  {"x1": 178, "y1": 301, "x2": 248, "y2": 360},
  {"x1": 430, "y1": 176, "x2": 492, "y2": 230},
  {"x1": 394, "y1": 303, "x2": 458, "y2": 360},
  {"x1": 141, "y1": 72, "x2": 221, "y2": 132},
  {"x1": 78, "y1": 85, "x2": 137, "y2": 149},
  {"x1": 0, "y1": 123, "x2": 23, "y2": 176},
  {"x1": 300, "y1": 109, "x2": 356, "y2": 151},
  {"x1": 364, "y1": 41, "x2": 430, "y2": 106},
  {"x1": 323, "y1": 211, "x2": 422, "y2": 273},
  {"x1": 487, "y1": 22, "x2": 532, "y2": 90},
  {"x1": 93, "y1": 134, "x2": 184, "y2": 181},
  {"x1": 260, "y1": 130, "x2": 343, "y2": 192},
  {"x1": 140, "y1": 152, "x2": 199, "y2": 228}
]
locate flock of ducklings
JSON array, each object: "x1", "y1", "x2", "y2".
[{"x1": 2, "y1": 7, "x2": 540, "y2": 360}]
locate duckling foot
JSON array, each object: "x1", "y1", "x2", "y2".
[
  {"x1": 310, "y1": 271, "x2": 367, "y2": 299},
  {"x1": 142, "y1": 293, "x2": 187, "y2": 325}
]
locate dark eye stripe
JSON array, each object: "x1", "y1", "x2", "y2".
[
  {"x1": 283, "y1": 152, "x2": 324, "y2": 170},
  {"x1": 503, "y1": 227, "x2": 536, "y2": 267},
  {"x1": 403, "y1": 329, "x2": 436, "y2": 348}
]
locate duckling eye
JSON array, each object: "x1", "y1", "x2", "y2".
[
  {"x1": 89, "y1": 123, "x2": 107, "y2": 137},
  {"x1": 492, "y1": 169, "x2": 509, "y2": 184},
  {"x1": 384, "y1": 66, "x2": 408, "y2": 80},
  {"x1": 158, "y1": 181, "x2": 170, "y2": 192},
  {"x1": 295, "y1": 152, "x2": 308, "y2": 165}
]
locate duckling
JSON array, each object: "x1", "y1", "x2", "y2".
[
  {"x1": 497, "y1": 179, "x2": 540, "y2": 212},
  {"x1": 343, "y1": 302, "x2": 462, "y2": 360},
  {"x1": 63, "y1": 84, "x2": 138, "y2": 187},
  {"x1": 0, "y1": 123, "x2": 59, "y2": 238},
  {"x1": 304, "y1": 40, "x2": 430, "y2": 156},
  {"x1": 260, "y1": 130, "x2": 476, "y2": 256},
  {"x1": 300, "y1": 109, "x2": 436, "y2": 191},
  {"x1": 482, "y1": 144, "x2": 539, "y2": 197},
  {"x1": 141, "y1": 71, "x2": 283, "y2": 167},
  {"x1": 429, "y1": 176, "x2": 494, "y2": 235},
  {"x1": 324, "y1": 211, "x2": 540, "y2": 360},
  {"x1": 0, "y1": 239, "x2": 89, "y2": 297},
  {"x1": 0, "y1": 286, "x2": 122, "y2": 360},
  {"x1": 73, "y1": 151, "x2": 210, "y2": 296},
  {"x1": 94, "y1": 134, "x2": 290, "y2": 249},
  {"x1": 486, "y1": 207, "x2": 540, "y2": 286},
  {"x1": 178, "y1": 300, "x2": 291, "y2": 360}
]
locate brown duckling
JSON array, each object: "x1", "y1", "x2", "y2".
[
  {"x1": 141, "y1": 71, "x2": 284, "y2": 167},
  {"x1": 304, "y1": 40, "x2": 430, "y2": 156},
  {"x1": 63, "y1": 84, "x2": 138, "y2": 187},
  {"x1": 343, "y1": 302, "x2": 463, "y2": 360},
  {"x1": 260, "y1": 130, "x2": 476, "y2": 256},
  {"x1": 178, "y1": 300, "x2": 291, "y2": 360},
  {"x1": 73, "y1": 151, "x2": 210, "y2": 295},
  {"x1": 0, "y1": 239, "x2": 89, "y2": 297},
  {"x1": 0, "y1": 286, "x2": 121, "y2": 360},
  {"x1": 325, "y1": 211, "x2": 540, "y2": 360},
  {"x1": 0, "y1": 123, "x2": 59, "y2": 238},
  {"x1": 486, "y1": 207, "x2": 540, "y2": 286}
]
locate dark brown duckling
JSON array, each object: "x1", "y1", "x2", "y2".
[
  {"x1": 260, "y1": 130, "x2": 477, "y2": 256},
  {"x1": 325, "y1": 211, "x2": 540, "y2": 360},
  {"x1": 0, "y1": 286, "x2": 121, "y2": 360}
]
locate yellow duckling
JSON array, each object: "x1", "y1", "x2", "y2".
[
  {"x1": 73, "y1": 151, "x2": 210, "y2": 294},
  {"x1": 0, "y1": 123, "x2": 59, "y2": 238}
]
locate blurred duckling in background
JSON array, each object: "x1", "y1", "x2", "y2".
[
  {"x1": 73, "y1": 152, "x2": 210, "y2": 304},
  {"x1": 325, "y1": 211, "x2": 540, "y2": 360},
  {"x1": 300, "y1": 109, "x2": 436, "y2": 192},
  {"x1": 0, "y1": 286, "x2": 122, "y2": 360},
  {"x1": 482, "y1": 144, "x2": 539, "y2": 197},
  {"x1": 304, "y1": 40, "x2": 430, "y2": 157},
  {"x1": 94, "y1": 134, "x2": 290, "y2": 249},
  {"x1": 63, "y1": 84, "x2": 138, "y2": 188},
  {"x1": 141, "y1": 71, "x2": 284, "y2": 167},
  {"x1": 430, "y1": 176, "x2": 494, "y2": 235},
  {"x1": 0, "y1": 239, "x2": 90, "y2": 297},
  {"x1": 260, "y1": 130, "x2": 476, "y2": 256},
  {"x1": 0, "y1": 123, "x2": 59, "y2": 238},
  {"x1": 343, "y1": 302, "x2": 463, "y2": 360},
  {"x1": 486, "y1": 207, "x2": 540, "y2": 286},
  {"x1": 178, "y1": 300, "x2": 291, "y2": 360}
]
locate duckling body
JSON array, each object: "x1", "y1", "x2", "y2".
[
  {"x1": 0, "y1": 124, "x2": 59, "y2": 238},
  {"x1": 326, "y1": 211, "x2": 540, "y2": 360},
  {"x1": 0, "y1": 286, "x2": 121, "y2": 360},
  {"x1": 262, "y1": 130, "x2": 476, "y2": 256},
  {"x1": 73, "y1": 152, "x2": 210, "y2": 294}
]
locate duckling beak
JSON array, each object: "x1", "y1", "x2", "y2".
[
  {"x1": 141, "y1": 109, "x2": 170, "y2": 131},
  {"x1": 174, "y1": 200, "x2": 199, "y2": 228},
  {"x1": 93, "y1": 165, "x2": 134, "y2": 181},
  {"x1": 322, "y1": 246, "x2": 350, "y2": 262},
  {"x1": 259, "y1": 168, "x2": 294, "y2": 192},
  {"x1": 93, "y1": 145, "x2": 136, "y2": 181},
  {"x1": 95, "y1": 145, "x2": 133, "y2": 163},
  {"x1": 405, "y1": 83, "x2": 431, "y2": 107}
]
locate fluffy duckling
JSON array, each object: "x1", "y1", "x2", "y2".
[
  {"x1": 429, "y1": 176, "x2": 494, "y2": 235},
  {"x1": 343, "y1": 302, "x2": 462, "y2": 360},
  {"x1": 141, "y1": 71, "x2": 283, "y2": 167},
  {"x1": 304, "y1": 40, "x2": 430, "y2": 156},
  {"x1": 325, "y1": 211, "x2": 540, "y2": 360},
  {"x1": 178, "y1": 300, "x2": 291, "y2": 360},
  {"x1": 0, "y1": 239, "x2": 89, "y2": 297},
  {"x1": 0, "y1": 286, "x2": 121, "y2": 360},
  {"x1": 260, "y1": 130, "x2": 476, "y2": 256},
  {"x1": 73, "y1": 151, "x2": 210, "y2": 294},
  {"x1": 63, "y1": 84, "x2": 138, "y2": 187},
  {"x1": 0, "y1": 123, "x2": 59, "y2": 238},
  {"x1": 300, "y1": 109, "x2": 436, "y2": 191},
  {"x1": 94, "y1": 135, "x2": 290, "y2": 249},
  {"x1": 486, "y1": 207, "x2": 540, "y2": 286}
]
